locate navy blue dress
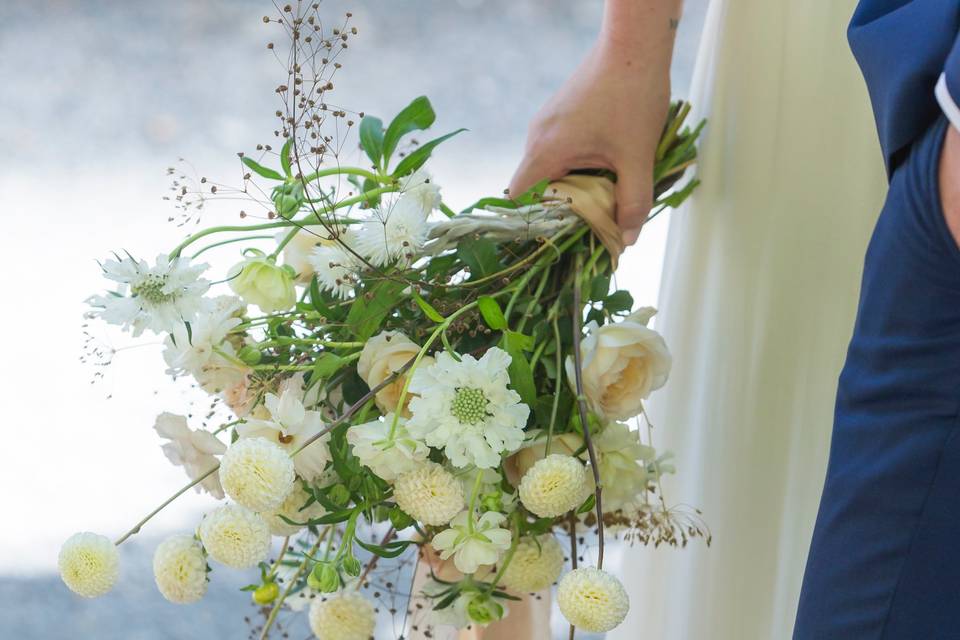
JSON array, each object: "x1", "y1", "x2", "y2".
[{"x1": 795, "y1": 2, "x2": 960, "y2": 637}]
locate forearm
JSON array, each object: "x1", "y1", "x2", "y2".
[{"x1": 600, "y1": 0, "x2": 683, "y2": 76}]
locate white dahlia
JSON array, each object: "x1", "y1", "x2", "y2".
[
  {"x1": 198, "y1": 504, "x2": 271, "y2": 569},
  {"x1": 407, "y1": 347, "x2": 529, "y2": 469},
  {"x1": 347, "y1": 415, "x2": 429, "y2": 481},
  {"x1": 430, "y1": 510, "x2": 512, "y2": 575},
  {"x1": 154, "y1": 412, "x2": 227, "y2": 499},
  {"x1": 262, "y1": 483, "x2": 326, "y2": 536},
  {"x1": 500, "y1": 534, "x2": 565, "y2": 593},
  {"x1": 557, "y1": 567, "x2": 630, "y2": 633},
  {"x1": 393, "y1": 462, "x2": 464, "y2": 526},
  {"x1": 396, "y1": 169, "x2": 442, "y2": 213},
  {"x1": 86, "y1": 253, "x2": 209, "y2": 336},
  {"x1": 58, "y1": 532, "x2": 120, "y2": 598},
  {"x1": 152, "y1": 534, "x2": 208, "y2": 604},
  {"x1": 518, "y1": 454, "x2": 590, "y2": 518},
  {"x1": 219, "y1": 437, "x2": 296, "y2": 513},
  {"x1": 308, "y1": 242, "x2": 360, "y2": 300},
  {"x1": 352, "y1": 193, "x2": 431, "y2": 266},
  {"x1": 308, "y1": 591, "x2": 376, "y2": 640}
]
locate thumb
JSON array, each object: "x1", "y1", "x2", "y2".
[
  {"x1": 613, "y1": 166, "x2": 653, "y2": 246},
  {"x1": 508, "y1": 154, "x2": 567, "y2": 199}
]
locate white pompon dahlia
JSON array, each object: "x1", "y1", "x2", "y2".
[
  {"x1": 86, "y1": 253, "x2": 209, "y2": 335},
  {"x1": 154, "y1": 412, "x2": 226, "y2": 499},
  {"x1": 262, "y1": 483, "x2": 326, "y2": 536},
  {"x1": 430, "y1": 510, "x2": 512, "y2": 575},
  {"x1": 162, "y1": 295, "x2": 247, "y2": 394},
  {"x1": 393, "y1": 462, "x2": 464, "y2": 526},
  {"x1": 219, "y1": 437, "x2": 296, "y2": 513},
  {"x1": 58, "y1": 532, "x2": 120, "y2": 598},
  {"x1": 152, "y1": 534, "x2": 208, "y2": 604},
  {"x1": 198, "y1": 504, "x2": 271, "y2": 569},
  {"x1": 518, "y1": 454, "x2": 590, "y2": 518},
  {"x1": 500, "y1": 534, "x2": 565, "y2": 593},
  {"x1": 347, "y1": 415, "x2": 429, "y2": 481},
  {"x1": 557, "y1": 567, "x2": 630, "y2": 633},
  {"x1": 397, "y1": 169, "x2": 442, "y2": 213},
  {"x1": 309, "y1": 591, "x2": 377, "y2": 640},
  {"x1": 352, "y1": 193, "x2": 431, "y2": 266},
  {"x1": 308, "y1": 242, "x2": 360, "y2": 300},
  {"x1": 407, "y1": 347, "x2": 529, "y2": 469}
]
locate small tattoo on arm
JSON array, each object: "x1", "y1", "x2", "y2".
[{"x1": 669, "y1": 17, "x2": 680, "y2": 30}]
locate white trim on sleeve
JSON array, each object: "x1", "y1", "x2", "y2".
[{"x1": 936, "y1": 73, "x2": 960, "y2": 132}]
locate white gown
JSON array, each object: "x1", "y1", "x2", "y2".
[{"x1": 610, "y1": 1, "x2": 887, "y2": 638}]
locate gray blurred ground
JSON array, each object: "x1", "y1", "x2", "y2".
[{"x1": 0, "y1": 0, "x2": 705, "y2": 637}]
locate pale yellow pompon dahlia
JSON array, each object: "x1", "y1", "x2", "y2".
[
  {"x1": 500, "y1": 534, "x2": 565, "y2": 593},
  {"x1": 557, "y1": 567, "x2": 630, "y2": 633},
  {"x1": 58, "y1": 532, "x2": 120, "y2": 598},
  {"x1": 219, "y1": 437, "x2": 296, "y2": 513},
  {"x1": 198, "y1": 504, "x2": 271, "y2": 569},
  {"x1": 309, "y1": 591, "x2": 377, "y2": 640},
  {"x1": 518, "y1": 454, "x2": 590, "y2": 518},
  {"x1": 393, "y1": 462, "x2": 464, "y2": 526},
  {"x1": 262, "y1": 482, "x2": 326, "y2": 537},
  {"x1": 152, "y1": 534, "x2": 208, "y2": 604}
]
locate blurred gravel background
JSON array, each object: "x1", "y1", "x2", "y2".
[{"x1": 0, "y1": 0, "x2": 706, "y2": 637}]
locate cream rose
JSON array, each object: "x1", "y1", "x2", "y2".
[
  {"x1": 228, "y1": 252, "x2": 296, "y2": 313},
  {"x1": 357, "y1": 331, "x2": 432, "y2": 415},
  {"x1": 565, "y1": 307, "x2": 671, "y2": 421}
]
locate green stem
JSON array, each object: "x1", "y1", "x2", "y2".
[{"x1": 302, "y1": 166, "x2": 382, "y2": 184}]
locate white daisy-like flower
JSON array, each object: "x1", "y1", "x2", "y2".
[
  {"x1": 308, "y1": 241, "x2": 361, "y2": 300},
  {"x1": 352, "y1": 193, "x2": 431, "y2": 266},
  {"x1": 262, "y1": 482, "x2": 326, "y2": 536},
  {"x1": 236, "y1": 382, "x2": 330, "y2": 481},
  {"x1": 154, "y1": 412, "x2": 226, "y2": 499},
  {"x1": 152, "y1": 534, "x2": 208, "y2": 604},
  {"x1": 86, "y1": 253, "x2": 209, "y2": 335},
  {"x1": 58, "y1": 532, "x2": 120, "y2": 598},
  {"x1": 500, "y1": 534, "x2": 565, "y2": 593},
  {"x1": 396, "y1": 169, "x2": 442, "y2": 213},
  {"x1": 308, "y1": 591, "x2": 376, "y2": 640},
  {"x1": 518, "y1": 454, "x2": 590, "y2": 518},
  {"x1": 393, "y1": 462, "x2": 464, "y2": 526},
  {"x1": 198, "y1": 504, "x2": 271, "y2": 569},
  {"x1": 219, "y1": 437, "x2": 296, "y2": 513},
  {"x1": 163, "y1": 295, "x2": 247, "y2": 394},
  {"x1": 592, "y1": 422, "x2": 659, "y2": 512},
  {"x1": 430, "y1": 510, "x2": 513, "y2": 575},
  {"x1": 346, "y1": 415, "x2": 429, "y2": 481},
  {"x1": 407, "y1": 347, "x2": 529, "y2": 469},
  {"x1": 557, "y1": 567, "x2": 630, "y2": 633}
]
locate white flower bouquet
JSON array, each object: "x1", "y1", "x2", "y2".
[{"x1": 63, "y1": 5, "x2": 708, "y2": 638}]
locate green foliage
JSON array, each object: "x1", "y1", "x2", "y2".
[
  {"x1": 241, "y1": 156, "x2": 284, "y2": 181},
  {"x1": 456, "y1": 238, "x2": 502, "y2": 281},
  {"x1": 358, "y1": 115, "x2": 384, "y2": 167},
  {"x1": 382, "y1": 96, "x2": 436, "y2": 168},
  {"x1": 347, "y1": 279, "x2": 407, "y2": 340},
  {"x1": 392, "y1": 128, "x2": 466, "y2": 177}
]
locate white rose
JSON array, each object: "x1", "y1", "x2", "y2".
[
  {"x1": 565, "y1": 307, "x2": 671, "y2": 421},
  {"x1": 228, "y1": 252, "x2": 296, "y2": 313},
  {"x1": 357, "y1": 331, "x2": 432, "y2": 415}
]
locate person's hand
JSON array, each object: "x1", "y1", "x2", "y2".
[
  {"x1": 509, "y1": 40, "x2": 671, "y2": 246},
  {"x1": 940, "y1": 123, "x2": 960, "y2": 248}
]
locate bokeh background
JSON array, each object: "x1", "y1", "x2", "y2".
[{"x1": 0, "y1": 0, "x2": 706, "y2": 637}]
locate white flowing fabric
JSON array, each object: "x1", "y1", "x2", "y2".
[{"x1": 609, "y1": 1, "x2": 887, "y2": 638}]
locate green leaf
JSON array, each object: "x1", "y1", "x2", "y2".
[
  {"x1": 347, "y1": 280, "x2": 407, "y2": 340},
  {"x1": 477, "y1": 296, "x2": 507, "y2": 331},
  {"x1": 279, "y1": 138, "x2": 293, "y2": 177},
  {"x1": 456, "y1": 238, "x2": 502, "y2": 281},
  {"x1": 355, "y1": 537, "x2": 415, "y2": 559},
  {"x1": 412, "y1": 290, "x2": 445, "y2": 323},
  {"x1": 589, "y1": 274, "x2": 611, "y2": 301},
  {"x1": 242, "y1": 156, "x2": 284, "y2": 181},
  {"x1": 576, "y1": 492, "x2": 597, "y2": 515},
  {"x1": 359, "y1": 115, "x2": 384, "y2": 166},
  {"x1": 460, "y1": 196, "x2": 518, "y2": 214},
  {"x1": 604, "y1": 290, "x2": 634, "y2": 314},
  {"x1": 392, "y1": 128, "x2": 467, "y2": 177},
  {"x1": 515, "y1": 178, "x2": 551, "y2": 205},
  {"x1": 501, "y1": 331, "x2": 537, "y2": 409},
  {"x1": 503, "y1": 329, "x2": 534, "y2": 352},
  {"x1": 382, "y1": 96, "x2": 436, "y2": 167},
  {"x1": 311, "y1": 353, "x2": 345, "y2": 382}
]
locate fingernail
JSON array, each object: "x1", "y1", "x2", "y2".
[{"x1": 622, "y1": 228, "x2": 641, "y2": 246}]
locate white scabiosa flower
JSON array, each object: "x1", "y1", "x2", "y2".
[
  {"x1": 154, "y1": 412, "x2": 226, "y2": 499},
  {"x1": 557, "y1": 567, "x2": 630, "y2": 633},
  {"x1": 198, "y1": 504, "x2": 271, "y2": 569},
  {"x1": 352, "y1": 194, "x2": 431, "y2": 266},
  {"x1": 308, "y1": 242, "x2": 360, "y2": 300},
  {"x1": 58, "y1": 532, "x2": 119, "y2": 598},
  {"x1": 406, "y1": 347, "x2": 529, "y2": 469},
  {"x1": 152, "y1": 534, "x2": 208, "y2": 604},
  {"x1": 518, "y1": 454, "x2": 590, "y2": 518},
  {"x1": 500, "y1": 534, "x2": 565, "y2": 593},
  {"x1": 262, "y1": 483, "x2": 326, "y2": 536},
  {"x1": 347, "y1": 415, "x2": 429, "y2": 481},
  {"x1": 308, "y1": 591, "x2": 377, "y2": 640},
  {"x1": 237, "y1": 383, "x2": 330, "y2": 481},
  {"x1": 430, "y1": 510, "x2": 512, "y2": 575},
  {"x1": 393, "y1": 462, "x2": 464, "y2": 526},
  {"x1": 219, "y1": 437, "x2": 296, "y2": 513},
  {"x1": 86, "y1": 253, "x2": 209, "y2": 336}
]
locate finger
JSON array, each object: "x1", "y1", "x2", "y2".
[
  {"x1": 613, "y1": 166, "x2": 653, "y2": 246},
  {"x1": 508, "y1": 154, "x2": 568, "y2": 199}
]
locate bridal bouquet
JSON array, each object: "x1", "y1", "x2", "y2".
[{"x1": 61, "y1": 5, "x2": 706, "y2": 639}]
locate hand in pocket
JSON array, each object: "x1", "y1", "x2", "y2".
[{"x1": 940, "y1": 124, "x2": 960, "y2": 248}]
